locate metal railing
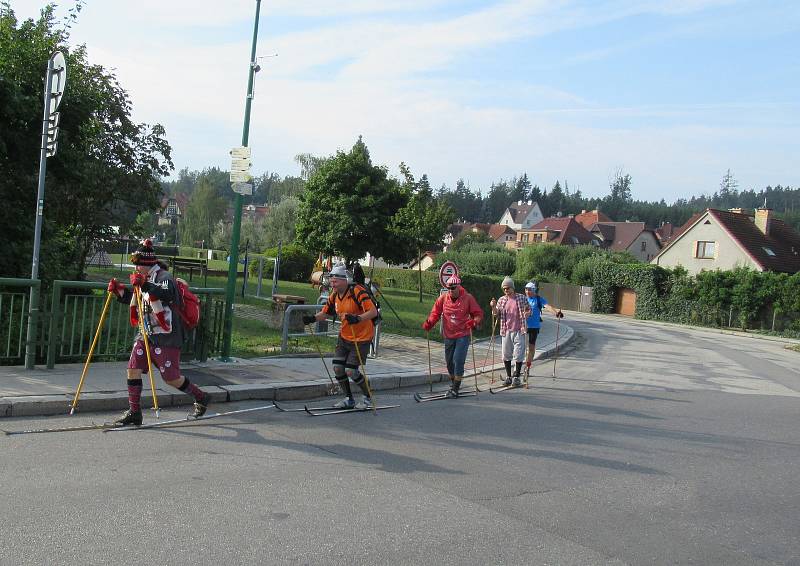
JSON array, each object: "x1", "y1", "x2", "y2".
[
  {"x1": 0, "y1": 278, "x2": 39, "y2": 366},
  {"x1": 279, "y1": 304, "x2": 382, "y2": 356}
]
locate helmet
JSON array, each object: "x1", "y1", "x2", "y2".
[
  {"x1": 525, "y1": 281, "x2": 538, "y2": 292},
  {"x1": 329, "y1": 263, "x2": 349, "y2": 280},
  {"x1": 445, "y1": 275, "x2": 461, "y2": 287}
]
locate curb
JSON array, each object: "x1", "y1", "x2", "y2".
[{"x1": 0, "y1": 325, "x2": 574, "y2": 419}]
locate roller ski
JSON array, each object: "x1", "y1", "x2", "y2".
[
  {"x1": 3, "y1": 420, "x2": 122, "y2": 436},
  {"x1": 414, "y1": 386, "x2": 477, "y2": 402},
  {"x1": 304, "y1": 396, "x2": 399, "y2": 416},
  {"x1": 489, "y1": 376, "x2": 524, "y2": 394},
  {"x1": 107, "y1": 403, "x2": 275, "y2": 432}
]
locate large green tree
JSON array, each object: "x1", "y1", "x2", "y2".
[
  {"x1": 0, "y1": 3, "x2": 173, "y2": 279},
  {"x1": 295, "y1": 137, "x2": 409, "y2": 264},
  {"x1": 392, "y1": 164, "x2": 454, "y2": 301},
  {"x1": 180, "y1": 179, "x2": 227, "y2": 248}
]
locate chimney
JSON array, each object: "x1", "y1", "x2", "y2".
[
  {"x1": 754, "y1": 208, "x2": 773, "y2": 236},
  {"x1": 517, "y1": 200, "x2": 522, "y2": 205},
  {"x1": 729, "y1": 207, "x2": 752, "y2": 216},
  {"x1": 581, "y1": 209, "x2": 587, "y2": 214}
]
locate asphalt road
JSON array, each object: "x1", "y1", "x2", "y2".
[{"x1": 2, "y1": 314, "x2": 799, "y2": 565}]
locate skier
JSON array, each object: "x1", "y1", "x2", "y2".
[
  {"x1": 489, "y1": 276, "x2": 532, "y2": 387},
  {"x1": 302, "y1": 264, "x2": 379, "y2": 409},
  {"x1": 106, "y1": 239, "x2": 210, "y2": 426},
  {"x1": 523, "y1": 281, "x2": 563, "y2": 380},
  {"x1": 421, "y1": 275, "x2": 484, "y2": 397}
]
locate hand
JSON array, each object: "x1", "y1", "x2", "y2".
[
  {"x1": 129, "y1": 272, "x2": 146, "y2": 287},
  {"x1": 556, "y1": 310, "x2": 564, "y2": 319},
  {"x1": 489, "y1": 298, "x2": 496, "y2": 308},
  {"x1": 302, "y1": 315, "x2": 316, "y2": 325},
  {"x1": 345, "y1": 313, "x2": 360, "y2": 324},
  {"x1": 422, "y1": 320, "x2": 433, "y2": 332},
  {"x1": 465, "y1": 319, "x2": 478, "y2": 330},
  {"x1": 107, "y1": 278, "x2": 124, "y2": 293}
]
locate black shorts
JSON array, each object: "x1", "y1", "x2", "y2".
[
  {"x1": 333, "y1": 335, "x2": 370, "y2": 367},
  {"x1": 527, "y1": 328, "x2": 540, "y2": 345}
]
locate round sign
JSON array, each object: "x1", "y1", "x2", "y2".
[{"x1": 438, "y1": 260, "x2": 459, "y2": 287}]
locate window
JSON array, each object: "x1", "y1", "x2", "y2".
[
  {"x1": 762, "y1": 247, "x2": 776, "y2": 256},
  {"x1": 533, "y1": 233, "x2": 543, "y2": 243},
  {"x1": 696, "y1": 241, "x2": 716, "y2": 259},
  {"x1": 641, "y1": 241, "x2": 647, "y2": 251},
  {"x1": 522, "y1": 233, "x2": 529, "y2": 242}
]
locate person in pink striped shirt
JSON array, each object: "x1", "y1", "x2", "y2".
[{"x1": 490, "y1": 276, "x2": 532, "y2": 387}]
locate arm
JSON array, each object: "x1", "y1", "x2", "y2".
[
  {"x1": 468, "y1": 295, "x2": 483, "y2": 326},
  {"x1": 142, "y1": 279, "x2": 176, "y2": 304},
  {"x1": 422, "y1": 296, "x2": 444, "y2": 330}
]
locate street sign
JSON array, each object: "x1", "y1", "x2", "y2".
[
  {"x1": 230, "y1": 146, "x2": 251, "y2": 158},
  {"x1": 439, "y1": 260, "x2": 460, "y2": 287},
  {"x1": 48, "y1": 51, "x2": 66, "y2": 115},
  {"x1": 230, "y1": 170, "x2": 252, "y2": 183},
  {"x1": 231, "y1": 182, "x2": 253, "y2": 195},
  {"x1": 231, "y1": 157, "x2": 252, "y2": 171}
]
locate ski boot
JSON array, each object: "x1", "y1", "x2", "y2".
[
  {"x1": 114, "y1": 409, "x2": 143, "y2": 427},
  {"x1": 356, "y1": 395, "x2": 373, "y2": 409},
  {"x1": 334, "y1": 397, "x2": 356, "y2": 409},
  {"x1": 504, "y1": 376, "x2": 513, "y2": 386},
  {"x1": 512, "y1": 376, "x2": 522, "y2": 387},
  {"x1": 192, "y1": 392, "x2": 211, "y2": 418}
]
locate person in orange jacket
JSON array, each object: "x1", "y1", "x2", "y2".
[{"x1": 422, "y1": 275, "x2": 484, "y2": 397}]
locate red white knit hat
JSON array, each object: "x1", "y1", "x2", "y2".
[{"x1": 130, "y1": 239, "x2": 158, "y2": 266}]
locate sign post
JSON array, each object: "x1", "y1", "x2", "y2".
[{"x1": 438, "y1": 260, "x2": 460, "y2": 289}]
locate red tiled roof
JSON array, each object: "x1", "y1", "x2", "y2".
[
  {"x1": 589, "y1": 222, "x2": 647, "y2": 251},
  {"x1": 707, "y1": 209, "x2": 800, "y2": 273},
  {"x1": 655, "y1": 222, "x2": 676, "y2": 244},
  {"x1": 488, "y1": 223, "x2": 516, "y2": 240},
  {"x1": 575, "y1": 209, "x2": 612, "y2": 229},
  {"x1": 527, "y1": 217, "x2": 595, "y2": 245}
]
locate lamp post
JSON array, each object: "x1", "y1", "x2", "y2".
[{"x1": 220, "y1": 0, "x2": 262, "y2": 361}]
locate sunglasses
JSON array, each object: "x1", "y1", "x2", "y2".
[
  {"x1": 502, "y1": 287, "x2": 513, "y2": 291},
  {"x1": 447, "y1": 285, "x2": 458, "y2": 290}
]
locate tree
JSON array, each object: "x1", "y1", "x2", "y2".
[
  {"x1": 181, "y1": 179, "x2": 227, "y2": 248},
  {"x1": 609, "y1": 169, "x2": 633, "y2": 203},
  {"x1": 295, "y1": 137, "x2": 409, "y2": 264},
  {"x1": 0, "y1": 4, "x2": 173, "y2": 279},
  {"x1": 261, "y1": 196, "x2": 299, "y2": 248},
  {"x1": 391, "y1": 165, "x2": 455, "y2": 301}
]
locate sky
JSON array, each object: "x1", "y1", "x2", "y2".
[{"x1": 8, "y1": 0, "x2": 800, "y2": 202}]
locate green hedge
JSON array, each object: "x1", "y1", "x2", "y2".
[
  {"x1": 590, "y1": 260, "x2": 668, "y2": 319},
  {"x1": 369, "y1": 267, "x2": 441, "y2": 295}
]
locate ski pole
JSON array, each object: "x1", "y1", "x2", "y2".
[
  {"x1": 469, "y1": 329, "x2": 479, "y2": 396},
  {"x1": 350, "y1": 325, "x2": 377, "y2": 414},
  {"x1": 552, "y1": 316, "x2": 561, "y2": 379},
  {"x1": 134, "y1": 287, "x2": 160, "y2": 417},
  {"x1": 490, "y1": 315, "x2": 497, "y2": 384},
  {"x1": 426, "y1": 330, "x2": 433, "y2": 393},
  {"x1": 69, "y1": 291, "x2": 113, "y2": 415},
  {"x1": 309, "y1": 322, "x2": 338, "y2": 395},
  {"x1": 480, "y1": 316, "x2": 498, "y2": 373}
]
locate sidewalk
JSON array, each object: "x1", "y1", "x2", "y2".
[{"x1": 0, "y1": 319, "x2": 574, "y2": 418}]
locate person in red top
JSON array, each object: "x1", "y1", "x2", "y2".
[
  {"x1": 422, "y1": 275, "x2": 484, "y2": 397},
  {"x1": 303, "y1": 264, "x2": 379, "y2": 409}
]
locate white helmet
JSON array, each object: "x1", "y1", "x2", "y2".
[{"x1": 329, "y1": 263, "x2": 349, "y2": 281}]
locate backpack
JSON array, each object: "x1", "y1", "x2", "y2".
[
  {"x1": 174, "y1": 278, "x2": 200, "y2": 329},
  {"x1": 349, "y1": 283, "x2": 382, "y2": 326}
]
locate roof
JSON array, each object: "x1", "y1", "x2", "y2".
[
  {"x1": 452, "y1": 223, "x2": 516, "y2": 241},
  {"x1": 655, "y1": 222, "x2": 676, "y2": 244},
  {"x1": 574, "y1": 209, "x2": 612, "y2": 229},
  {"x1": 707, "y1": 209, "x2": 800, "y2": 273},
  {"x1": 655, "y1": 209, "x2": 800, "y2": 273},
  {"x1": 526, "y1": 217, "x2": 596, "y2": 245},
  {"x1": 506, "y1": 201, "x2": 538, "y2": 223},
  {"x1": 487, "y1": 223, "x2": 516, "y2": 240},
  {"x1": 589, "y1": 222, "x2": 648, "y2": 251}
]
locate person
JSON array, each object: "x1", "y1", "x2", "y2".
[
  {"x1": 107, "y1": 239, "x2": 210, "y2": 426},
  {"x1": 523, "y1": 281, "x2": 563, "y2": 380},
  {"x1": 421, "y1": 275, "x2": 483, "y2": 397},
  {"x1": 490, "y1": 276, "x2": 531, "y2": 387},
  {"x1": 302, "y1": 264, "x2": 379, "y2": 409}
]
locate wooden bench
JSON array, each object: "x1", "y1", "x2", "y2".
[
  {"x1": 271, "y1": 294, "x2": 306, "y2": 305},
  {"x1": 168, "y1": 257, "x2": 208, "y2": 286}
]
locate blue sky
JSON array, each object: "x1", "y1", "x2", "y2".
[{"x1": 9, "y1": 0, "x2": 800, "y2": 202}]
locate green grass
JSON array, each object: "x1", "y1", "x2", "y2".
[
  {"x1": 786, "y1": 344, "x2": 800, "y2": 353},
  {"x1": 230, "y1": 316, "x2": 336, "y2": 358}
]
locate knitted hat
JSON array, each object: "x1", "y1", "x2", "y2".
[
  {"x1": 501, "y1": 276, "x2": 514, "y2": 289},
  {"x1": 131, "y1": 239, "x2": 158, "y2": 266},
  {"x1": 329, "y1": 263, "x2": 349, "y2": 279},
  {"x1": 525, "y1": 281, "x2": 538, "y2": 292},
  {"x1": 445, "y1": 275, "x2": 461, "y2": 287}
]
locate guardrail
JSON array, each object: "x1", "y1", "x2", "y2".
[
  {"x1": 280, "y1": 304, "x2": 382, "y2": 356},
  {"x1": 0, "y1": 278, "x2": 40, "y2": 367}
]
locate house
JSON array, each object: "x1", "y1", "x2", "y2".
[
  {"x1": 654, "y1": 221, "x2": 677, "y2": 246},
  {"x1": 158, "y1": 193, "x2": 188, "y2": 226},
  {"x1": 498, "y1": 200, "x2": 544, "y2": 230},
  {"x1": 510, "y1": 217, "x2": 597, "y2": 249},
  {"x1": 651, "y1": 208, "x2": 800, "y2": 275},
  {"x1": 243, "y1": 204, "x2": 271, "y2": 221},
  {"x1": 574, "y1": 209, "x2": 612, "y2": 230},
  {"x1": 444, "y1": 222, "x2": 517, "y2": 249},
  {"x1": 408, "y1": 251, "x2": 437, "y2": 271},
  {"x1": 589, "y1": 221, "x2": 661, "y2": 262}
]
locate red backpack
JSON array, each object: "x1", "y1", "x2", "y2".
[{"x1": 174, "y1": 278, "x2": 200, "y2": 329}]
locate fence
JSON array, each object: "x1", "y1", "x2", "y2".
[
  {"x1": 0, "y1": 277, "x2": 225, "y2": 367},
  {"x1": 538, "y1": 282, "x2": 593, "y2": 313}
]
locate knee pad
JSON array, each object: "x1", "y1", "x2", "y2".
[
  {"x1": 345, "y1": 363, "x2": 358, "y2": 380},
  {"x1": 333, "y1": 360, "x2": 346, "y2": 378}
]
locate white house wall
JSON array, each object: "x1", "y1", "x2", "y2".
[
  {"x1": 626, "y1": 232, "x2": 660, "y2": 262},
  {"x1": 652, "y1": 217, "x2": 758, "y2": 274}
]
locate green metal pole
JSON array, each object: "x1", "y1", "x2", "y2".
[{"x1": 220, "y1": 0, "x2": 261, "y2": 361}]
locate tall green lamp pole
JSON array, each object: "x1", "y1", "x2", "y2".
[{"x1": 221, "y1": 0, "x2": 261, "y2": 361}]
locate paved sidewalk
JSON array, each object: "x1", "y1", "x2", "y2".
[{"x1": 0, "y1": 319, "x2": 574, "y2": 418}]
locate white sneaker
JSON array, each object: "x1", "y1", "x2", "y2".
[
  {"x1": 334, "y1": 397, "x2": 355, "y2": 409},
  {"x1": 356, "y1": 396, "x2": 373, "y2": 409}
]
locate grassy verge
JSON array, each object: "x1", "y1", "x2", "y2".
[{"x1": 786, "y1": 344, "x2": 800, "y2": 353}]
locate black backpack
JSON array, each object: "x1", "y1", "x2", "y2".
[{"x1": 349, "y1": 283, "x2": 382, "y2": 326}]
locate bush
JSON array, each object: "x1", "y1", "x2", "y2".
[
  {"x1": 369, "y1": 267, "x2": 441, "y2": 294},
  {"x1": 435, "y1": 249, "x2": 516, "y2": 276},
  {"x1": 449, "y1": 230, "x2": 495, "y2": 250},
  {"x1": 259, "y1": 244, "x2": 315, "y2": 283}
]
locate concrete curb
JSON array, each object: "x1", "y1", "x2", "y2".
[{"x1": 0, "y1": 325, "x2": 575, "y2": 419}]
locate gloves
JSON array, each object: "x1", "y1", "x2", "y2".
[
  {"x1": 466, "y1": 319, "x2": 478, "y2": 330},
  {"x1": 107, "y1": 278, "x2": 125, "y2": 296},
  {"x1": 422, "y1": 320, "x2": 433, "y2": 331},
  {"x1": 129, "y1": 272, "x2": 146, "y2": 287},
  {"x1": 302, "y1": 315, "x2": 316, "y2": 325},
  {"x1": 556, "y1": 310, "x2": 564, "y2": 319},
  {"x1": 154, "y1": 310, "x2": 171, "y2": 332},
  {"x1": 345, "y1": 313, "x2": 360, "y2": 324}
]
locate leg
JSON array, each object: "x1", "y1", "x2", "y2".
[
  {"x1": 348, "y1": 341, "x2": 373, "y2": 408},
  {"x1": 116, "y1": 342, "x2": 148, "y2": 426},
  {"x1": 449, "y1": 336, "x2": 470, "y2": 395},
  {"x1": 153, "y1": 346, "x2": 210, "y2": 417},
  {"x1": 333, "y1": 337, "x2": 354, "y2": 406},
  {"x1": 443, "y1": 338, "x2": 457, "y2": 382},
  {"x1": 501, "y1": 334, "x2": 513, "y2": 384},
  {"x1": 513, "y1": 331, "x2": 525, "y2": 385}
]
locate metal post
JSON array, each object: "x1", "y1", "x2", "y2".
[
  {"x1": 272, "y1": 240, "x2": 281, "y2": 297},
  {"x1": 256, "y1": 256, "x2": 264, "y2": 297},
  {"x1": 221, "y1": 0, "x2": 261, "y2": 361}
]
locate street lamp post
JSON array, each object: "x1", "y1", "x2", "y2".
[{"x1": 220, "y1": 0, "x2": 261, "y2": 361}]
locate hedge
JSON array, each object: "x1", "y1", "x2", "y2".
[{"x1": 590, "y1": 260, "x2": 668, "y2": 319}]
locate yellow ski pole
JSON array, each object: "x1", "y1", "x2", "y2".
[
  {"x1": 69, "y1": 291, "x2": 114, "y2": 415},
  {"x1": 134, "y1": 287, "x2": 160, "y2": 417},
  {"x1": 350, "y1": 325, "x2": 377, "y2": 414},
  {"x1": 309, "y1": 323, "x2": 338, "y2": 395}
]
